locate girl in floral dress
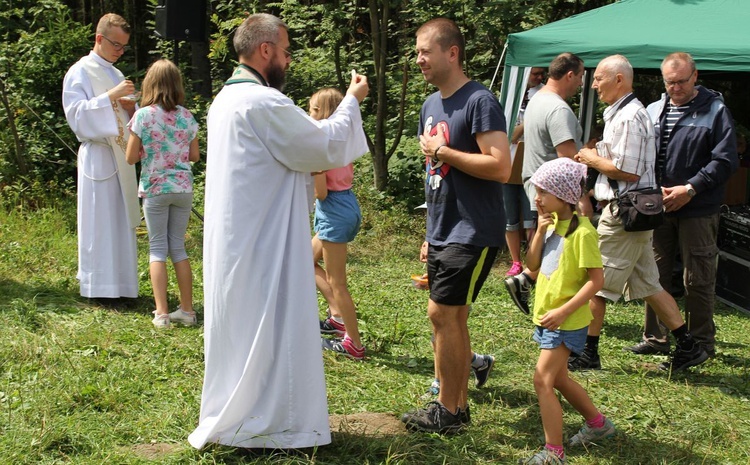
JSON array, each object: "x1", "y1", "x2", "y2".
[{"x1": 126, "y1": 59, "x2": 200, "y2": 328}]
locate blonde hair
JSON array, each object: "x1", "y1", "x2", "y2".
[
  {"x1": 140, "y1": 59, "x2": 185, "y2": 112},
  {"x1": 662, "y1": 52, "x2": 696, "y2": 73},
  {"x1": 309, "y1": 87, "x2": 343, "y2": 121},
  {"x1": 96, "y1": 13, "x2": 131, "y2": 35}
]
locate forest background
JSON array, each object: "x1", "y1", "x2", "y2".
[
  {"x1": 3, "y1": 0, "x2": 749, "y2": 205},
  {"x1": 0, "y1": 0, "x2": 624, "y2": 206}
]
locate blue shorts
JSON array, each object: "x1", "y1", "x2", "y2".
[
  {"x1": 533, "y1": 325, "x2": 588, "y2": 355},
  {"x1": 314, "y1": 189, "x2": 361, "y2": 243},
  {"x1": 502, "y1": 183, "x2": 536, "y2": 231}
]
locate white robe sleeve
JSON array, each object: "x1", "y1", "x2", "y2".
[
  {"x1": 62, "y1": 61, "x2": 119, "y2": 142},
  {"x1": 261, "y1": 94, "x2": 369, "y2": 173}
]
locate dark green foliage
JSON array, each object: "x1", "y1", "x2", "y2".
[
  {"x1": 0, "y1": 0, "x2": 91, "y2": 199},
  {"x1": 0, "y1": 0, "x2": 620, "y2": 208}
]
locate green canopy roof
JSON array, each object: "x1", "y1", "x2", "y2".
[{"x1": 506, "y1": 0, "x2": 750, "y2": 72}]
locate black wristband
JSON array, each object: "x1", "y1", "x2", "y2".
[{"x1": 434, "y1": 144, "x2": 446, "y2": 161}]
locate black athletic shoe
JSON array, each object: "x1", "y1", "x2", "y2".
[
  {"x1": 401, "y1": 401, "x2": 464, "y2": 434},
  {"x1": 458, "y1": 405, "x2": 471, "y2": 425},
  {"x1": 473, "y1": 355, "x2": 495, "y2": 388},
  {"x1": 623, "y1": 340, "x2": 670, "y2": 355},
  {"x1": 504, "y1": 275, "x2": 531, "y2": 315},
  {"x1": 659, "y1": 342, "x2": 709, "y2": 372},
  {"x1": 568, "y1": 350, "x2": 601, "y2": 371}
]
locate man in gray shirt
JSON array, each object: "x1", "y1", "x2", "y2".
[{"x1": 505, "y1": 52, "x2": 585, "y2": 314}]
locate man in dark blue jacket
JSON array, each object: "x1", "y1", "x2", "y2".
[{"x1": 626, "y1": 52, "x2": 738, "y2": 361}]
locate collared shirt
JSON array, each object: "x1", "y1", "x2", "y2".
[{"x1": 593, "y1": 93, "x2": 657, "y2": 201}]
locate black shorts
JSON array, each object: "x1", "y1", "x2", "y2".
[{"x1": 427, "y1": 243, "x2": 498, "y2": 306}]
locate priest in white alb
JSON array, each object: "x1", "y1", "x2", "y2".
[
  {"x1": 62, "y1": 13, "x2": 140, "y2": 299},
  {"x1": 188, "y1": 13, "x2": 370, "y2": 450}
]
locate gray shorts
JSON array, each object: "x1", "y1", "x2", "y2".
[{"x1": 143, "y1": 192, "x2": 193, "y2": 263}]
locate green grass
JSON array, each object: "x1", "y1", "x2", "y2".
[{"x1": 1, "y1": 190, "x2": 749, "y2": 464}]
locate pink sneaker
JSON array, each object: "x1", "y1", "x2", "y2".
[
  {"x1": 320, "y1": 317, "x2": 346, "y2": 337},
  {"x1": 506, "y1": 261, "x2": 523, "y2": 277},
  {"x1": 322, "y1": 335, "x2": 365, "y2": 360}
]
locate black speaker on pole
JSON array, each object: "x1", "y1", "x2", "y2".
[{"x1": 155, "y1": 0, "x2": 207, "y2": 42}]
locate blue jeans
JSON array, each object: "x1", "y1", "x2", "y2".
[{"x1": 502, "y1": 183, "x2": 535, "y2": 231}]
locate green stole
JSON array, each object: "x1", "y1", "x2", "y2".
[{"x1": 225, "y1": 64, "x2": 266, "y2": 86}]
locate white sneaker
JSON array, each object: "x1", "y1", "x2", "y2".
[
  {"x1": 152, "y1": 312, "x2": 171, "y2": 329},
  {"x1": 169, "y1": 307, "x2": 197, "y2": 326},
  {"x1": 569, "y1": 418, "x2": 616, "y2": 447}
]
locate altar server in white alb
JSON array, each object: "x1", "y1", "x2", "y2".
[
  {"x1": 188, "y1": 13, "x2": 370, "y2": 450},
  {"x1": 62, "y1": 13, "x2": 140, "y2": 299}
]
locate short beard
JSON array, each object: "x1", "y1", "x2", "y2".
[{"x1": 266, "y1": 62, "x2": 286, "y2": 92}]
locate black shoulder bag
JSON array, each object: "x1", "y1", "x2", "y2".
[{"x1": 608, "y1": 178, "x2": 664, "y2": 231}]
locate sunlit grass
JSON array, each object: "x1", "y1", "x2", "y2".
[{"x1": 0, "y1": 190, "x2": 748, "y2": 464}]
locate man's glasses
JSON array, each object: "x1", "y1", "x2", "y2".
[
  {"x1": 664, "y1": 71, "x2": 694, "y2": 88},
  {"x1": 268, "y1": 42, "x2": 292, "y2": 59},
  {"x1": 101, "y1": 35, "x2": 130, "y2": 52}
]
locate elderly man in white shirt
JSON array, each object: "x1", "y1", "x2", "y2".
[{"x1": 574, "y1": 54, "x2": 708, "y2": 374}]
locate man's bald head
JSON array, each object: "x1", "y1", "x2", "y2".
[{"x1": 598, "y1": 55, "x2": 633, "y2": 85}]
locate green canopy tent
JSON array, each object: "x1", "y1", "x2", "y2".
[{"x1": 497, "y1": 0, "x2": 750, "y2": 141}]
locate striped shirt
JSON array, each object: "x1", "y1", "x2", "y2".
[{"x1": 657, "y1": 100, "x2": 694, "y2": 182}]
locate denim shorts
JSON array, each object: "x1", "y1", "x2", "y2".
[
  {"x1": 533, "y1": 325, "x2": 588, "y2": 355},
  {"x1": 314, "y1": 189, "x2": 361, "y2": 243},
  {"x1": 502, "y1": 183, "x2": 536, "y2": 231}
]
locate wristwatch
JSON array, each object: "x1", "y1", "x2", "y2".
[{"x1": 685, "y1": 184, "x2": 696, "y2": 198}]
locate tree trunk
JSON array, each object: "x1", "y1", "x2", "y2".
[
  {"x1": 0, "y1": 78, "x2": 28, "y2": 175},
  {"x1": 368, "y1": 0, "x2": 389, "y2": 191}
]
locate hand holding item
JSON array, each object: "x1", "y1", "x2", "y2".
[
  {"x1": 411, "y1": 273, "x2": 429, "y2": 290},
  {"x1": 118, "y1": 91, "x2": 139, "y2": 113},
  {"x1": 347, "y1": 70, "x2": 369, "y2": 103},
  {"x1": 108, "y1": 79, "x2": 136, "y2": 101},
  {"x1": 119, "y1": 90, "x2": 140, "y2": 102}
]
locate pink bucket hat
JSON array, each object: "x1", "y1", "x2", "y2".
[{"x1": 530, "y1": 157, "x2": 587, "y2": 205}]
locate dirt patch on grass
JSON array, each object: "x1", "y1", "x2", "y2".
[
  {"x1": 129, "y1": 442, "x2": 180, "y2": 460},
  {"x1": 329, "y1": 412, "x2": 406, "y2": 436}
]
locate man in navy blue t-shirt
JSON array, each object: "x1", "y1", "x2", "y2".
[{"x1": 400, "y1": 17, "x2": 511, "y2": 434}]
